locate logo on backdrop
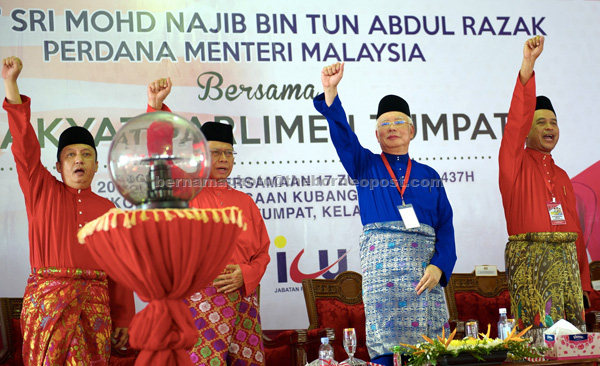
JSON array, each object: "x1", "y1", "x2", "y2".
[{"x1": 272, "y1": 235, "x2": 349, "y2": 293}]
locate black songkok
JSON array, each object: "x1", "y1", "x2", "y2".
[
  {"x1": 377, "y1": 95, "x2": 411, "y2": 119},
  {"x1": 536, "y1": 96, "x2": 556, "y2": 116},
  {"x1": 201, "y1": 122, "x2": 234, "y2": 144},
  {"x1": 57, "y1": 126, "x2": 97, "y2": 162}
]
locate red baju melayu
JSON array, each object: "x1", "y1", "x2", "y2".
[
  {"x1": 186, "y1": 184, "x2": 270, "y2": 366},
  {"x1": 499, "y1": 74, "x2": 589, "y2": 343},
  {"x1": 4, "y1": 96, "x2": 135, "y2": 365},
  {"x1": 146, "y1": 104, "x2": 271, "y2": 366}
]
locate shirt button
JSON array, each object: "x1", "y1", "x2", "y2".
[
  {"x1": 78, "y1": 189, "x2": 81, "y2": 194},
  {"x1": 79, "y1": 224, "x2": 83, "y2": 227},
  {"x1": 79, "y1": 211, "x2": 82, "y2": 214},
  {"x1": 78, "y1": 199, "x2": 82, "y2": 203}
]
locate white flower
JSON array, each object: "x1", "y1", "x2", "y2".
[
  {"x1": 208, "y1": 312, "x2": 221, "y2": 323},
  {"x1": 189, "y1": 292, "x2": 202, "y2": 302},
  {"x1": 199, "y1": 302, "x2": 211, "y2": 312}
]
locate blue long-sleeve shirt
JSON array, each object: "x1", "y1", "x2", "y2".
[{"x1": 314, "y1": 93, "x2": 457, "y2": 286}]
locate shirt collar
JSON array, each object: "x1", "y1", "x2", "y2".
[
  {"x1": 203, "y1": 179, "x2": 230, "y2": 190},
  {"x1": 383, "y1": 152, "x2": 410, "y2": 164},
  {"x1": 526, "y1": 147, "x2": 554, "y2": 163},
  {"x1": 64, "y1": 184, "x2": 94, "y2": 195}
]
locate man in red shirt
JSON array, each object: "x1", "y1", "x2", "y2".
[
  {"x1": 499, "y1": 37, "x2": 590, "y2": 344},
  {"x1": 146, "y1": 78, "x2": 271, "y2": 365},
  {"x1": 2, "y1": 56, "x2": 134, "y2": 365}
]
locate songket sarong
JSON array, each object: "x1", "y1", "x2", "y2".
[
  {"x1": 21, "y1": 267, "x2": 112, "y2": 366},
  {"x1": 360, "y1": 221, "x2": 449, "y2": 358},
  {"x1": 505, "y1": 232, "x2": 585, "y2": 346},
  {"x1": 185, "y1": 286, "x2": 264, "y2": 366}
]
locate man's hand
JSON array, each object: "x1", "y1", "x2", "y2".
[
  {"x1": 415, "y1": 264, "x2": 442, "y2": 296},
  {"x1": 2, "y1": 56, "x2": 23, "y2": 104},
  {"x1": 147, "y1": 77, "x2": 172, "y2": 110},
  {"x1": 520, "y1": 35, "x2": 544, "y2": 85},
  {"x1": 321, "y1": 62, "x2": 344, "y2": 107},
  {"x1": 2, "y1": 56, "x2": 22, "y2": 81},
  {"x1": 213, "y1": 264, "x2": 244, "y2": 293},
  {"x1": 112, "y1": 327, "x2": 129, "y2": 350}
]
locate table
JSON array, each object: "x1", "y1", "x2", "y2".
[{"x1": 504, "y1": 358, "x2": 600, "y2": 365}]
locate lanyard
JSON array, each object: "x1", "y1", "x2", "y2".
[{"x1": 381, "y1": 153, "x2": 412, "y2": 205}]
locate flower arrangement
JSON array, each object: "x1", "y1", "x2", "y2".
[{"x1": 395, "y1": 324, "x2": 546, "y2": 366}]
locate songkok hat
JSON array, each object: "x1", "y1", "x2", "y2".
[
  {"x1": 377, "y1": 95, "x2": 411, "y2": 119},
  {"x1": 57, "y1": 126, "x2": 97, "y2": 162},
  {"x1": 201, "y1": 122, "x2": 234, "y2": 145},
  {"x1": 536, "y1": 96, "x2": 556, "y2": 116}
]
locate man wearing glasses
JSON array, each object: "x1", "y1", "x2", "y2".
[
  {"x1": 314, "y1": 63, "x2": 456, "y2": 366},
  {"x1": 146, "y1": 78, "x2": 271, "y2": 366}
]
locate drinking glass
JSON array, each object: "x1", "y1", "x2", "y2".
[
  {"x1": 466, "y1": 320, "x2": 479, "y2": 339},
  {"x1": 342, "y1": 328, "x2": 366, "y2": 365}
]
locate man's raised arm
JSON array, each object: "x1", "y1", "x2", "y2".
[
  {"x1": 519, "y1": 35, "x2": 544, "y2": 86},
  {"x1": 2, "y1": 56, "x2": 23, "y2": 104}
]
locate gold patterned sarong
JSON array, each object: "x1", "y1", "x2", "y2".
[
  {"x1": 22, "y1": 267, "x2": 112, "y2": 366},
  {"x1": 505, "y1": 232, "x2": 585, "y2": 345}
]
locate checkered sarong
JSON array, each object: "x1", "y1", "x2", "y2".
[{"x1": 185, "y1": 286, "x2": 264, "y2": 366}]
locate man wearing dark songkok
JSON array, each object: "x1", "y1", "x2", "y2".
[
  {"x1": 2, "y1": 56, "x2": 134, "y2": 365},
  {"x1": 146, "y1": 78, "x2": 270, "y2": 366},
  {"x1": 499, "y1": 36, "x2": 591, "y2": 345},
  {"x1": 313, "y1": 62, "x2": 457, "y2": 366}
]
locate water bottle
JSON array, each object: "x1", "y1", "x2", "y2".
[
  {"x1": 318, "y1": 337, "x2": 335, "y2": 365},
  {"x1": 497, "y1": 307, "x2": 508, "y2": 340}
]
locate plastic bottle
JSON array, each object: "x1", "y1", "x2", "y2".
[
  {"x1": 497, "y1": 307, "x2": 508, "y2": 340},
  {"x1": 318, "y1": 337, "x2": 335, "y2": 365}
]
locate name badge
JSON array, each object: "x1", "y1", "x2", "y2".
[
  {"x1": 547, "y1": 201, "x2": 566, "y2": 225},
  {"x1": 398, "y1": 204, "x2": 420, "y2": 229}
]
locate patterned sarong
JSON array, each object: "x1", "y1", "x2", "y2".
[
  {"x1": 185, "y1": 286, "x2": 264, "y2": 366},
  {"x1": 22, "y1": 267, "x2": 112, "y2": 366},
  {"x1": 505, "y1": 232, "x2": 585, "y2": 346},
  {"x1": 360, "y1": 221, "x2": 449, "y2": 358}
]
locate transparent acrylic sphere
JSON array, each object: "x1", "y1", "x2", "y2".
[{"x1": 108, "y1": 111, "x2": 210, "y2": 208}]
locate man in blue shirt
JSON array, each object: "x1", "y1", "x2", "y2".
[{"x1": 314, "y1": 62, "x2": 457, "y2": 365}]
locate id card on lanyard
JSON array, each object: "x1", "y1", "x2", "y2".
[
  {"x1": 381, "y1": 153, "x2": 420, "y2": 229},
  {"x1": 547, "y1": 198, "x2": 566, "y2": 225}
]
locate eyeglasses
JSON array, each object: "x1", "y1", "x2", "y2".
[
  {"x1": 210, "y1": 149, "x2": 237, "y2": 159},
  {"x1": 378, "y1": 119, "x2": 408, "y2": 128}
]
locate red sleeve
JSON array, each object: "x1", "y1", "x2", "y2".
[
  {"x1": 147, "y1": 103, "x2": 171, "y2": 113},
  {"x1": 108, "y1": 277, "x2": 136, "y2": 328},
  {"x1": 3, "y1": 96, "x2": 53, "y2": 210},
  {"x1": 239, "y1": 203, "x2": 271, "y2": 296},
  {"x1": 499, "y1": 72, "x2": 537, "y2": 191}
]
